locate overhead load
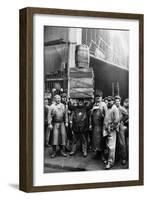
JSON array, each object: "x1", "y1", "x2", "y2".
[{"x1": 69, "y1": 68, "x2": 94, "y2": 99}]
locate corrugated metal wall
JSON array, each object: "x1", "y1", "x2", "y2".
[{"x1": 90, "y1": 56, "x2": 129, "y2": 102}]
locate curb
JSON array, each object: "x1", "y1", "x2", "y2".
[{"x1": 44, "y1": 162, "x2": 86, "y2": 172}]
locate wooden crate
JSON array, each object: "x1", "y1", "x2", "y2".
[
  {"x1": 70, "y1": 88, "x2": 94, "y2": 99},
  {"x1": 69, "y1": 68, "x2": 94, "y2": 98},
  {"x1": 69, "y1": 68, "x2": 94, "y2": 78},
  {"x1": 70, "y1": 78, "x2": 93, "y2": 88}
]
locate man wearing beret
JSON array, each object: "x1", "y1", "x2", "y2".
[{"x1": 103, "y1": 96, "x2": 119, "y2": 169}]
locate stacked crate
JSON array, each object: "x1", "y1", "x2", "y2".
[{"x1": 69, "y1": 67, "x2": 94, "y2": 99}]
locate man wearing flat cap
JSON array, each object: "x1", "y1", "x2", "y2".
[
  {"x1": 44, "y1": 96, "x2": 50, "y2": 147},
  {"x1": 48, "y1": 94, "x2": 68, "y2": 158},
  {"x1": 69, "y1": 98, "x2": 89, "y2": 157},
  {"x1": 61, "y1": 92, "x2": 73, "y2": 150},
  {"x1": 103, "y1": 96, "x2": 119, "y2": 169},
  {"x1": 89, "y1": 90, "x2": 107, "y2": 160},
  {"x1": 115, "y1": 95, "x2": 128, "y2": 165}
]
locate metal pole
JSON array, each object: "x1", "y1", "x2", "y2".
[{"x1": 112, "y1": 82, "x2": 114, "y2": 97}]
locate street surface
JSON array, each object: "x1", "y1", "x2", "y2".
[{"x1": 44, "y1": 146, "x2": 128, "y2": 173}]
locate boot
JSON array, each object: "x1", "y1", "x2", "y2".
[
  {"x1": 51, "y1": 145, "x2": 56, "y2": 158},
  {"x1": 60, "y1": 146, "x2": 67, "y2": 157},
  {"x1": 101, "y1": 152, "x2": 107, "y2": 164},
  {"x1": 105, "y1": 161, "x2": 113, "y2": 170},
  {"x1": 69, "y1": 144, "x2": 76, "y2": 156},
  {"x1": 82, "y1": 144, "x2": 87, "y2": 157},
  {"x1": 83, "y1": 149, "x2": 87, "y2": 157},
  {"x1": 69, "y1": 150, "x2": 76, "y2": 156}
]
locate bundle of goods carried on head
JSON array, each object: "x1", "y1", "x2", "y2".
[{"x1": 69, "y1": 44, "x2": 94, "y2": 99}]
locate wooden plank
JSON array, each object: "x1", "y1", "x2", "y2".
[
  {"x1": 69, "y1": 68, "x2": 94, "y2": 78},
  {"x1": 70, "y1": 92, "x2": 94, "y2": 99},
  {"x1": 76, "y1": 62, "x2": 89, "y2": 68},
  {"x1": 70, "y1": 72, "x2": 93, "y2": 78},
  {"x1": 70, "y1": 78, "x2": 93, "y2": 88},
  {"x1": 70, "y1": 88, "x2": 94, "y2": 92},
  {"x1": 69, "y1": 67, "x2": 93, "y2": 73},
  {"x1": 70, "y1": 88, "x2": 94, "y2": 98}
]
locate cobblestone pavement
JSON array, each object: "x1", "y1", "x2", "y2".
[{"x1": 44, "y1": 146, "x2": 128, "y2": 173}]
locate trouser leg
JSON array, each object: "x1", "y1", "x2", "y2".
[
  {"x1": 59, "y1": 123, "x2": 67, "y2": 156},
  {"x1": 61, "y1": 123, "x2": 67, "y2": 146},
  {"x1": 51, "y1": 145, "x2": 56, "y2": 158},
  {"x1": 81, "y1": 133, "x2": 88, "y2": 157},
  {"x1": 106, "y1": 131, "x2": 116, "y2": 165},
  {"x1": 88, "y1": 130, "x2": 93, "y2": 151},
  {"x1": 60, "y1": 145, "x2": 67, "y2": 157},
  {"x1": 101, "y1": 137, "x2": 107, "y2": 163},
  {"x1": 117, "y1": 125, "x2": 127, "y2": 161},
  {"x1": 125, "y1": 128, "x2": 129, "y2": 161},
  {"x1": 65, "y1": 126, "x2": 72, "y2": 152},
  {"x1": 70, "y1": 132, "x2": 78, "y2": 155},
  {"x1": 52, "y1": 123, "x2": 59, "y2": 145},
  {"x1": 45, "y1": 125, "x2": 50, "y2": 146}
]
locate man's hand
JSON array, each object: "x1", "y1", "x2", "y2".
[
  {"x1": 65, "y1": 122, "x2": 68, "y2": 127},
  {"x1": 69, "y1": 121, "x2": 72, "y2": 128},
  {"x1": 48, "y1": 124, "x2": 53, "y2": 130},
  {"x1": 89, "y1": 125, "x2": 92, "y2": 131}
]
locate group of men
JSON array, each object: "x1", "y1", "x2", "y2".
[{"x1": 44, "y1": 90, "x2": 129, "y2": 170}]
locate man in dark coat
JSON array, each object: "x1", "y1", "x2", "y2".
[
  {"x1": 89, "y1": 91, "x2": 107, "y2": 159},
  {"x1": 69, "y1": 99, "x2": 89, "y2": 157}
]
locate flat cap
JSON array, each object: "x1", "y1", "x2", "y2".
[{"x1": 106, "y1": 96, "x2": 114, "y2": 101}]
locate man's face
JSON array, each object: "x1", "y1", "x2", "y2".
[
  {"x1": 107, "y1": 100, "x2": 113, "y2": 108},
  {"x1": 95, "y1": 96, "x2": 102, "y2": 103},
  {"x1": 62, "y1": 97, "x2": 66, "y2": 103},
  {"x1": 78, "y1": 100, "x2": 84, "y2": 107},
  {"x1": 104, "y1": 99, "x2": 108, "y2": 105},
  {"x1": 115, "y1": 99, "x2": 121, "y2": 107},
  {"x1": 44, "y1": 99, "x2": 48, "y2": 106},
  {"x1": 124, "y1": 101, "x2": 129, "y2": 108},
  {"x1": 55, "y1": 96, "x2": 61, "y2": 104}
]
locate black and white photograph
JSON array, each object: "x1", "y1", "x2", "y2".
[
  {"x1": 19, "y1": 7, "x2": 143, "y2": 192},
  {"x1": 44, "y1": 26, "x2": 129, "y2": 173}
]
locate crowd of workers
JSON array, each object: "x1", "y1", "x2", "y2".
[{"x1": 44, "y1": 89, "x2": 129, "y2": 170}]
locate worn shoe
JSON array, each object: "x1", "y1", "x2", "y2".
[
  {"x1": 51, "y1": 151, "x2": 56, "y2": 158},
  {"x1": 105, "y1": 162, "x2": 113, "y2": 170},
  {"x1": 101, "y1": 153, "x2": 107, "y2": 164},
  {"x1": 69, "y1": 151, "x2": 76, "y2": 156},
  {"x1": 60, "y1": 150, "x2": 67, "y2": 157},
  {"x1": 103, "y1": 159, "x2": 107, "y2": 164},
  {"x1": 45, "y1": 142, "x2": 50, "y2": 147},
  {"x1": 83, "y1": 151, "x2": 88, "y2": 157}
]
